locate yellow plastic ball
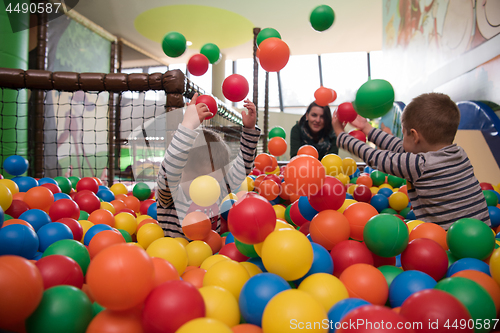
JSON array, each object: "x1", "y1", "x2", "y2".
[
  {"x1": 0, "y1": 183, "x2": 13, "y2": 211},
  {"x1": 335, "y1": 173, "x2": 350, "y2": 186},
  {"x1": 185, "y1": 240, "x2": 213, "y2": 267},
  {"x1": 379, "y1": 183, "x2": 393, "y2": 190},
  {"x1": 129, "y1": 242, "x2": 144, "y2": 250},
  {"x1": 337, "y1": 198, "x2": 357, "y2": 214},
  {"x1": 389, "y1": 192, "x2": 409, "y2": 211},
  {"x1": 78, "y1": 220, "x2": 94, "y2": 242},
  {"x1": 199, "y1": 286, "x2": 240, "y2": 327},
  {"x1": 136, "y1": 214, "x2": 153, "y2": 224},
  {"x1": 189, "y1": 175, "x2": 221, "y2": 207},
  {"x1": 110, "y1": 182, "x2": 128, "y2": 196},
  {"x1": 100, "y1": 201, "x2": 116, "y2": 214},
  {"x1": 273, "y1": 204, "x2": 286, "y2": 220},
  {"x1": 298, "y1": 273, "x2": 349, "y2": 312},
  {"x1": 222, "y1": 193, "x2": 238, "y2": 202},
  {"x1": 174, "y1": 237, "x2": 189, "y2": 247},
  {"x1": 346, "y1": 184, "x2": 358, "y2": 195},
  {"x1": 489, "y1": 248, "x2": 500, "y2": 285},
  {"x1": 406, "y1": 220, "x2": 425, "y2": 232},
  {"x1": 342, "y1": 157, "x2": 357, "y2": 176},
  {"x1": 266, "y1": 165, "x2": 280, "y2": 175},
  {"x1": 200, "y1": 254, "x2": 230, "y2": 270},
  {"x1": 203, "y1": 260, "x2": 250, "y2": 299},
  {"x1": 261, "y1": 229, "x2": 313, "y2": 281},
  {"x1": 137, "y1": 223, "x2": 164, "y2": 249},
  {"x1": 147, "y1": 237, "x2": 188, "y2": 275},
  {"x1": 114, "y1": 212, "x2": 137, "y2": 235},
  {"x1": 240, "y1": 261, "x2": 262, "y2": 277},
  {"x1": 176, "y1": 318, "x2": 233, "y2": 333},
  {"x1": 253, "y1": 241, "x2": 264, "y2": 257},
  {"x1": 0, "y1": 179, "x2": 19, "y2": 195},
  {"x1": 321, "y1": 154, "x2": 343, "y2": 176},
  {"x1": 370, "y1": 186, "x2": 379, "y2": 195},
  {"x1": 275, "y1": 219, "x2": 295, "y2": 231},
  {"x1": 262, "y1": 289, "x2": 328, "y2": 333},
  {"x1": 238, "y1": 177, "x2": 254, "y2": 192}
]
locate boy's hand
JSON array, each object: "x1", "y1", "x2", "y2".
[
  {"x1": 332, "y1": 111, "x2": 345, "y2": 136},
  {"x1": 351, "y1": 115, "x2": 373, "y2": 135},
  {"x1": 181, "y1": 93, "x2": 213, "y2": 130},
  {"x1": 242, "y1": 99, "x2": 257, "y2": 129}
]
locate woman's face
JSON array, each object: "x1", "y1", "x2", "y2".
[{"x1": 306, "y1": 106, "x2": 325, "y2": 134}]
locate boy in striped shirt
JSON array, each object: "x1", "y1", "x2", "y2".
[
  {"x1": 156, "y1": 93, "x2": 260, "y2": 238},
  {"x1": 332, "y1": 92, "x2": 490, "y2": 230}
]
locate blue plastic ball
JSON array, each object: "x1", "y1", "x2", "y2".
[
  {"x1": 147, "y1": 202, "x2": 157, "y2": 220},
  {"x1": 54, "y1": 193, "x2": 72, "y2": 201},
  {"x1": 345, "y1": 193, "x2": 353, "y2": 200},
  {"x1": 370, "y1": 194, "x2": 390, "y2": 213},
  {"x1": 0, "y1": 224, "x2": 39, "y2": 258},
  {"x1": 377, "y1": 187, "x2": 394, "y2": 198},
  {"x1": 446, "y1": 257, "x2": 491, "y2": 277},
  {"x1": 328, "y1": 298, "x2": 370, "y2": 332},
  {"x1": 389, "y1": 270, "x2": 436, "y2": 308},
  {"x1": 96, "y1": 188, "x2": 115, "y2": 202},
  {"x1": 37, "y1": 222, "x2": 74, "y2": 252},
  {"x1": 82, "y1": 224, "x2": 114, "y2": 246},
  {"x1": 294, "y1": 242, "x2": 333, "y2": 285},
  {"x1": 406, "y1": 209, "x2": 416, "y2": 220},
  {"x1": 0, "y1": 205, "x2": 4, "y2": 228},
  {"x1": 19, "y1": 209, "x2": 51, "y2": 232},
  {"x1": 298, "y1": 196, "x2": 319, "y2": 221},
  {"x1": 3, "y1": 155, "x2": 29, "y2": 176},
  {"x1": 246, "y1": 256, "x2": 266, "y2": 272},
  {"x1": 12, "y1": 176, "x2": 39, "y2": 192},
  {"x1": 224, "y1": 232, "x2": 235, "y2": 244},
  {"x1": 239, "y1": 272, "x2": 291, "y2": 326},
  {"x1": 489, "y1": 206, "x2": 500, "y2": 228},
  {"x1": 364, "y1": 166, "x2": 374, "y2": 174},
  {"x1": 38, "y1": 177, "x2": 58, "y2": 186},
  {"x1": 220, "y1": 199, "x2": 236, "y2": 221}
]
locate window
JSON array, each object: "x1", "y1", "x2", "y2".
[{"x1": 280, "y1": 54, "x2": 321, "y2": 107}]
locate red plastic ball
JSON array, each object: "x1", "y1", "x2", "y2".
[
  {"x1": 268, "y1": 137, "x2": 287, "y2": 157},
  {"x1": 75, "y1": 192, "x2": 101, "y2": 214},
  {"x1": 56, "y1": 217, "x2": 84, "y2": 241},
  {"x1": 283, "y1": 155, "x2": 326, "y2": 197},
  {"x1": 348, "y1": 129, "x2": 367, "y2": 142},
  {"x1": 314, "y1": 86, "x2": 336, "y2": 106},
  {"x1": 76, "y1": 177, "x2": 99, "y2": 194},
  {"x1": 340, "y1": 305, "x2": 414, "y2": 332},
  {"x1": 343, "y1": 202, "x2": 378, "y2": 241},
  {"x1": 141, "y1": 280, "x2": 205, "y2": 333},
  {"x1": 140, "y1": 199, "x2": 156, "y2": 216},
  {"x1": 352, "y1": 184, "x2": 372, "y2": 203},
  {"x1": 479, "y1": 182, "x2": 494, "y2": 191},
  {"x1": 187, "y1": 53, "x2": 209, "y2": 76},
  {"x1": 35, "y1": 254, "x2": 84, "y2": 289},
  {"x1": 218, "y1": 242, "x2": 249, "y2": 262},
  {"x1": 5, "y1": 199, "x2": 30, "y2": 218},
  {"x1": 289, "y1": 200, "x2": 309, "y2": 227},
  {"x1": 258, "y1": 37, "x2": 290, "y2": 72},
  {"x1": 400, "y1": 238, "x2": 448, "y2": 281},
  {"x1": 330, "y1": 240, "x2": 374, "y2": 277},
  {"x1": 222, "y1": 74, "x2": 249, "y2": 102},
  {"x1": 49, "y1": 198, "x2": 80, "y2": 221},
  {"x1": 40, "y1": 183, "x2": 62, "y2": 194},
  {"x1": 227, "y1": 192, "x2": 276, "y2": 244},
  {"x1": 308, "y1": 176, "x2": 346, "y2": 211},
  {"x1": 336, "y1": 102, "x2": 357, "y2": 123},
  {"x1": 196, "y1": 95, "x2": 217, "y2": 120}
]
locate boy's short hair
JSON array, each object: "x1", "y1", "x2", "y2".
[
  {"x1": 184, "y1": 128, "x2": 230, "y2": 177},
  {"x1": 402, "y1": 92, "x2": 461, "y2": 145}
]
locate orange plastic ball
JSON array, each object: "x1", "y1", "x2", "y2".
[
  {"x1": 452, "y1": 269, "x2": 500, "y2": 313},
  {"x1": 356, "y1": 175, "x2": 373, "y2": 188},
  {"x1": 23, "y1": 186, "x2": 54, "y2": 212},
  {"x1": 202, "y1": 230, "x2": 223, "y2": 254},
  {"x1": 182, "y1": 211, "x2": 212, "y2": 240},
  {"x1": 86, "y1": 308, "x2": 143, "y2": 333},
  {"x1": 121, "y1": 195, "x2": 141, "y2": 214},
  {"x1": 409, "y1": 222, "x2": 448, "y2": 251},
  {"x1": 254, "y1": 153, "x2": 274, "y2": 173},
  {"x1": 232, "y1": 323, "x2": 264, "y2": 333},
  {"x1": 283, "y1": 155, "x2": 326, "y2": 196},
  {"x1": 309, "y1": 210, "x2": 351, "y2": 251},
  {"x1": 268, "y1": 155, "x2": 278, "y2": 174},
  {"x1": 110, "y1": 199, "x2": 127, "y2": 214},
  {"x1": 314, "y1": 86, "x2": 336, "y2": 107},
  {"x1": 297, "y1": 145, "x2": 319, "y2": 159},
  {"x1": 257, "y1": 179, "x2": 280, "y2": 201},
  {"x1": 268, "y1": 137, "x2": 287, "y2": 157},
  {"x1": 258, "y1": 37, "x2": 290, "y2": 72},
  {"x1": 88, "y1": 209, "x2": 116, "y2": 227},
  {"x1": 181, "y1": 267, "x2": 206, "y2": 289},
  {"x1": 151, "y1": 257, "x2": 180, "y2": 288},
  {"x1": 88, "y1": 229, "x2": 126, "y2": 258},
  {"x1": 339, "y1": 263, "x2": 389, "y2": 305},
  {"x1": 137, "y1": 218, "x2": 159, "y2": 232},
  {"x1": 343, "y1": 202, "x2": 378, "y2": 241}
]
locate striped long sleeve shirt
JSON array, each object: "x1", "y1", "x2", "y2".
[
  {"x1": 156, "y1": 123, "x2": 261, "y2": 238},
  {"x1": 337, "y1": 128, "x2": 490, "y2": 230}
]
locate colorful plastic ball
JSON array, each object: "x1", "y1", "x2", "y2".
[
  {"x1": 298, "y1": 273, "x2": 349, "y2": 312},
  {"x1": 388, "y1": 191, "x2": 409, "y2": 211},
  {"x1": 0, "y1": 179, "x2": 19, "y2": 195},
  {"x1": 53, "y1": 192, "x2": 72, "y2": 201},
  {"x1": 309, "y1": 176, "x2": 345, "y2": 212},
  {"x1": 268, "y1": 126, "x2": 286, "y2": 139},
  {"x1": 130, "y1": 182, "x2": 150, "y2": 201},
  {"x1": 43, "y1": 239, "x2": 91, "y2": 275},
  {"x1": 489, "y1": 206, "x2": 500, "y2": 228},
  {"x1": 199, "y1": 285, "x2": 240, "y2": 327},
  {"x1": 181, "y1": 266, "x2": 206, "y2": 288},
  {"x1": 140, "y1": 198, "x2": 155, "y2": 215},
  {"x1": 321, "y1": 154, "x2": 343, "y2": 176},
  {"x1": 96, "y1": 188, "x2": 115, "y2": 202},
  {"x1": 484, "y1": 190, "x2": 499, "y2": 206},
  {"x1": 52, "y1": 176, "x2": 71, "y2": 194},
  {"x1": 227, "y1": 193, "x2": 276, "y2": 244},
  {"x1": 369, "y1": 194, "x2": 389, "y2": 213},
  {"x1": 176, "y1": 318, "x2": 233, "y2": 333},
  {"x1": 354, "y1": 79, "x2": 395, "y2": 119},
  {"x1": 309, "y1": 209, "x2": 350, "y2": 250},
  {"x1": 75, "y1": 177, "x2": 98, "y2": 194},
  {"x1": 49, "y1": 198, "x2": 80, "y2": 221},
  {"x1": 448, "y1": 218, "x2": 494, "y2": 261},
  {"x1": 181, "y1": 211, "x2": 210, "y2": 241},
  {"x1": 409, "y1": 222, "x2": 448, "y2": 251},
  {"x1": 370, "y1": 170, "x2": 387, "y2": 187},
  {"x1": 330, "y1": 240, "x2": 374, "y2": 277},
  {"x1": 12, "y1": 176, "x2": 38, "y2": 192},
  {"x1": 86, "y1": 243, "x2": 154, "y2": 311},
  {"x1": 0, "y1": 255, "x2": 44, "y2": 327},
  {"x1": 203, "y1": 259, "x2": 250, "y2": 299},
  {"x1": 18, "y1": 208, "x2": 50, "y2": 232},
  {"x1": 38, "y1": 222, "x2": 74, "y2": 252},
  {"x1": 447, "y1": 257, "x2": 491, "y2": 277},
  {"x1": 200, "y1": 43, "x2": 221, "y2": 64},
  {"x1": 109, "y1": 183, "x2": 128, "y2": 196},
  {"x1": 294, "y1": 242, "x2": 334, "y2": 285},
  {"x1": 75, "y1": 192, "x2": 101, "y2": 214},
  {"x1": 0, "y1": 224, "x2": 39, "y2": 258},
  {"x1": 187, "y1": 53, "x2": 209, "y2": 76},
  {"x1": 83, "y1": 223, "x2": 114, "y2": 246},
  {"x1": 147, "y1": 237, "x2": 188, "y2": 275},
  {"x1": 352, "y1": 184, "x2": 371, "y2": 203},
  {"x1": 262, "y1": 289, "x2": 327, "y2": 333},
  {"x1": 314, "y1": 86, "x2": 336, "y2": 107},
  {"x1": 363, "y1": 213, "x2": 409, "y2": 258},
  {"x1": 399, "y1": 289, "x2": 473, "y2": 333},
  {"x1": 258, "y1": 37, "x2": 290, "y2": 72},
  {"x1": 389, "y1": 270, "x2": 437, "y2": 308},
  {"x1": 327, "y1": 298, "x2": 370, "y2": 331},
  {"x1": 234, "y1": 238, "x2": 259, "y2": 258},
  {"x1": 284, "y1": 155, "x2": 326, "y2": 196},
  {"x1": 85, "y1": 308, "x2": 144, "y2": 333},
  {"x1": 348, "y1": 129, "x2": 367, "y2": 143},
  {"x1": 297, "y1": 144, "x2": 319, "y2": 159},
  {"x1": 339, "y1": 304, "x2": 416, "y2": 333},
  {"x1": 339, "y1": 263, "x2": 388, "y2": 305},
  {"x1": 136, "y1": 222, "x2": 163, "y2": 249},
  {"x1": 268, "y1": 136, "x2": 287, "y2": 157},
  {"x1": 309, "y1": 4, "x2": 335, "y2": 32},
  {"x1": 196, "y1": 94, "x2": 218, "y2": 120},
  {"x1": 257, "y1": 179, "x2": 280, "y2": 201},
  {"x1": 88, "y1": 208, "x2": 115, "y2": 227},
  {"x1": 435, "y1": 277, "x2": 496, "y2": 332},
  {"x1": 35, "y1": 254, "x2": 84, "y2": 289},
  {"x1": 150, "y1": 256, "x2": 180, "y2": 287},
  {"x1": 3, "y1": 155, "x2": 28, "y2": 176},
  {"x1": 342, "y1": 202, "x2": 378, "y2": 241},
  {"x1": 401, "y1": 238, "x2": 448, "y2": 281},
  {"x1": 5, "y1": 199, "x2": 30, "y2": 218},
  {"x1": 185, "y1": 240, "x2": 213, "y2": 267},
  {"x1": 387, "y1": 174, "x2": 405, "y2": 188},
  {"x1": 88, "y1": 229, "x2": 126, "y2": 258},
  {"x1": 162, "y1": 31, "x2": 186, "y2": 58},
  {"x1": 232, "y1": 323, "x2": 263, "y2": 333},
  {"x1": 336, "y1": 102, "x2": 357, "y2": 123},
  {"x1": 113, "y1": 212, "x2": 136, "y2": 235},
  {"x1": 378, "y1": 265, "x2": 404, "y2": 287},
  {"x1": 256, "y1": 27, "x2": 281, "y2": 46},
  {"x1": 41, "y1": 182, "x2": 62, "y2": 194},
  {"x1": 23, "y1": 186, "x2": 54, "y2": 212},
  {"x1": 222, "y1": 74, "x2": 249, "y2": 102},
  {"x1": 452, "y1": 269, "x2": 500, "y2": 313}
]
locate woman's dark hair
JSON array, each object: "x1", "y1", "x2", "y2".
[{"x1": 299, "y1": 102, "x2": 333, "y2": 138}]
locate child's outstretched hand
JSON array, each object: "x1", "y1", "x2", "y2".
[
  {"x1": 242, "y1": 99, "x2": 257, "y2": 129},
  {"x1": 332, "y1": 110, "x2": 345, "y2": 137},
  {"x1": 181, "y1": 93, "x2": 213, "y2": 130},
  {"x1": 351, "y1": 115, "x2": 373, "y2": 135}
]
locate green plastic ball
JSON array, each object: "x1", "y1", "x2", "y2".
[
  {"x1": 380, "y1": 208, "x2": 398, "y2": 215},
  {"x1": 349, "y1": 177, "x2": 358, "y2": 184},
  {"x1": 68, "y1": 176, "x2": 80, "y2": 189},
  {"x1": 256, "y1": 28, "x2": 281, "y2": 46},
  {"x1": 200, "y1": 43, "x2": 221, "y2": 64},
  {"x1": 399, "y1": 207, "x2": 411, "y2": 218},
  {"x1": 446, "y1": 250, "x2": 458, "y2": 267},
  {"x1": 370, "y1": 170, "x2": 387, "y2": 187},
  {"x1": 268, "y1": 126, "x2": 287, "y2": 139},
  {"x1": 387, "y1": 174, "x2": 404, "y2": 188},
  {"x1": 309, "y1": 5, "x2": 335, "y2": 32},
  {"x1": 54, "y1": 176, "x2": 72, "y2": 194},
  {"x1": 354, "y1": 79, "x2": 395, "y2": 119},
  {"x1": 435, "y1": 277, "x2": 496, "y2": 333},
  {"x1": 446, "y1": 218, "x2": 495, "y2": 260},
  {"x1": 43, "y1": 239, "x2": 91, "y2": 275},
  {"x1": 363, "y1": 213, "x2": 409, "y2": 257},
  {"x1": 378, "y1": 265, "x2": 404, "y2": 287},
  {"x1": 484, "y1": 190, "x2": 499, "y2": 206},
  {"x1": 79, "y1": 210, "x2": 89, "y2": 221},
  {"x1": 284, "y1": 204, "x2": 295, "y2": 227},
  {"x1": 117, "y1": 229, "x2": 132, "y2": 242},
  {"x1": 26, "y1": 285, "x2": 93, "y2": 333},
  {"x1": 92, "y1": 301, "x2": 105, "y2": 317},
  {"x1": 162, "y1": 31, "x2": 187, "y2": 58},
  {"x1": 235, "y1": 238, "x2": 259, "y2": 258},
  {"x1": 133, "y1": 182, "x2": 152, "y2": 201}
]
